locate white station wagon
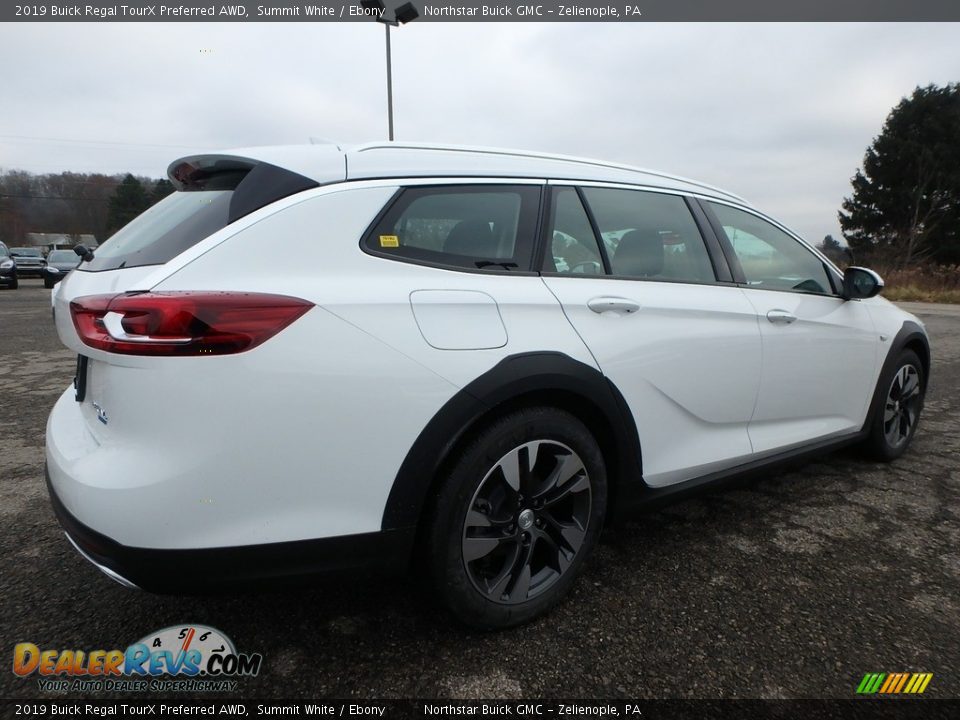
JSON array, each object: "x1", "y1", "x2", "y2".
[{"x1": 46, "y1": 143, "x2": 929, "y2": 628}]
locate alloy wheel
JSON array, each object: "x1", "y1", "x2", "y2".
[
  {"x1": 884, "y1": 364, "x2": 921, "y2": 448},
  {"x1": 461, "y1": 440, "x2": 592, "y2": 605}
]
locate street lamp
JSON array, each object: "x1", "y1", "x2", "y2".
[{"x1": 360, "y1": 0, "x2": 419, "y2": 141}]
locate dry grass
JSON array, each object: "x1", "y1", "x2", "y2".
[{"x1": 875, "y1": 264, "x2": 960, "y2": 304}]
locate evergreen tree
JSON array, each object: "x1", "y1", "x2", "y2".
[
  {"x1": 106, "y1": 174, "x2": 150, "y2": 233},
  {"x1": 817, "y1": 235, "x2": 850, "y2": 267},
  {"x1": 820, "y1": 234, "x2": 841, "y2": 252},
  {"x1": 152, "y1": 178, "x2": 175, "y2": 204},
  {"x1": 818, "y1": 234, "x2": 846, "y2": 263},
  {"x1": 839, "y1": 84, "x2": 960, "y2": 265}
]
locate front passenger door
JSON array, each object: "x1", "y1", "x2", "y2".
[{"x1": 704, "y1": 201, "x2": 880, "y2": 454}]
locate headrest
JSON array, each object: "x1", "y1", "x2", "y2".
[
  {"x1": 613, "y1": 230, "x2": 664, "y2": 277},
  {"x1": 443, "y1": 220, "x2": 497, "y2": 257}
]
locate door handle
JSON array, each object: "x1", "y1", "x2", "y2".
[
  {"x1": 587, "y1": 297, "x2": 640, "y2": 315},
  {"x1": 766, "y1": 309, "x2": 797, "y2": 325}
]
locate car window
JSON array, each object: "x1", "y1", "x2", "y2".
[
  {"x1": 12, "y1": 247, "x2": 42, "y2": 257},
  {"x1": 48, "y1": 251, "x2": 78, "y2": 262},
  {"x1": 581, "y1": 188, "x2": 716, "y2": 283},
  {"x1": 83, "y1": 191, "x2": 233, "y2": 272},
  {"x1": 708, "y1": 202, "x2": 836, "y2": 295},
  {"x1": 80, "y1": 160, "x2": 316, "y2": 272},
  {"x1": 366, "y1": 185, "x2": 540, "y2": 271},
  {"x1": 543, "y1": 187, "x2": 605, "y2": 275}
]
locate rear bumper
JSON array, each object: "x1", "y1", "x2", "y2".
[{"x1": 45, "y1": 465, "x2": 415, "y2": 593}]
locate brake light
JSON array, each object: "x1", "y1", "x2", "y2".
[{"x1": 70, "y1": 292, "x2": 313, "y2": 356}]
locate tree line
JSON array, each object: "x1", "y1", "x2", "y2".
[{"x1": 0, "y1": 171, "x2": 173, "y2": 246}]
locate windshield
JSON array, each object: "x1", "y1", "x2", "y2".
[
  {"x1": 48, "y1": 250, "x2": 79, "y2": 262},
  {"x1": 11, "y1": 247, "x2": 42, "y2": 257}
]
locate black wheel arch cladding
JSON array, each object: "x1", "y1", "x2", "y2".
[
  {"x1": 861, "y1": 320, "x2": 930, "y2": 433},
  {"x1": 380, "y1": 352, "x2": 643, "y2": 533}
]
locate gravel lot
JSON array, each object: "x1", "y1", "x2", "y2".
[{"x1": 1, "y1": 281, "x2": 958, "y2": 700}]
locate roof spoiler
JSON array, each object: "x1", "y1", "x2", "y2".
[
  {"x1": 167, "y1": 154, "x2": 320, "y2": 223},
  {"x1": 167, "y1": 154, "x2": 259, "y2": 191}
]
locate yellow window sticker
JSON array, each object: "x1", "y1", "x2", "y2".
[{"x1": 379, "y1": 235, "x2": 400, "y2": 248}]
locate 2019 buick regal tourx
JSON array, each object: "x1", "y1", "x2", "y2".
[{"x1": 45, "y1": 143, "x2": 929, "y2": 628}]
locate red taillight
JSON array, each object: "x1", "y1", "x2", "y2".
[{"x1": 70, "y1": 292, "x2": 314, "y2": 356}]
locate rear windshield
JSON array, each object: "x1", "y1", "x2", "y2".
[
  {"x1": 82, "y1": 191, "x2": 232, "y2": 272},
  {"x1": 79, "y1": 159, "x2": 319, "y2": 272}
]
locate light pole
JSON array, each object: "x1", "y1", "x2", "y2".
[{"x1": 360, "y1": 1, "x2": 419, "y2": 141}]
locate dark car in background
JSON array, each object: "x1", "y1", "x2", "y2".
[
  {"x1": 0, "y1": 242, "x2": 17, "y2": 290},
  {"x1": 9, "y1": 247, "x2": 46, "y2": 278},
  {"x1": 42, "y1": 249, "x2": 81, "y2": 288}
]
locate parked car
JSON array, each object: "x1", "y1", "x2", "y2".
[
  {"x1": 8, "y1": 246, "x2": 46, "y2": 278},
  {"x1": 42, "y1": 249, "x2": 81, "y2": 288},
  {"x1": 0, "y1": 242, "x2": 17, "y2": 289},
  {"x1": 45, "y1": 143, "x2": 929, "y2": 628}
]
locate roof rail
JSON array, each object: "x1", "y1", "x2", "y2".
[{"x1": 351, "y1": 142, "x2": 746, "y2": 203}]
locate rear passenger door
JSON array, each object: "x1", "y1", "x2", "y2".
[{"x1": 540, "y1": 184, "x2": 763, "y2": 487}]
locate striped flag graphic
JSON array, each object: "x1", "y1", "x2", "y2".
[{"x1": 857, "y1": 672, "x2": 933, "y2": 694}]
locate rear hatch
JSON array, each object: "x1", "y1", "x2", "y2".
[
  {"x1": 54, "y1": 155, "x2": 321, "y2": 438},
  {"x1": 56, "y1": 154, "x2": 321, "y2": 343}
]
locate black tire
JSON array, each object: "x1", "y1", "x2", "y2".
[
  {"x1": 427, "y1": 406, "x2": 607, "y2": 630},
  {"x1": 864, "y1": 349, "x2": 925, "y2": 462},
  {"x1": 10, "y1": 276, "x2": 17, "y2": 290},
  {"x1": 44, "y1": 277, "x2": 55, "y2": 289}
]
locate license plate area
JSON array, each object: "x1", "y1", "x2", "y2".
[{"x1": 74, "y1": 355, "x2": 88, "y2": 402}]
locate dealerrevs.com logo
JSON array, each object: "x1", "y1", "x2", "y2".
[{"x1": 13, "y1": 625, "x2": 263, "y2": 693}]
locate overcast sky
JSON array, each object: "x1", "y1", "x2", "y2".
[{"x1": 1, "y1": 22, "x2": 958, "y2": 243}]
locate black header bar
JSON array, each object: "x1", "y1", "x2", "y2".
[{"x1": 5, "y1": 0, "x2": 960, "y2": 23}]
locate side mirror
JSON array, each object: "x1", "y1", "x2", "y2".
[
  {"x1": 843, "y1": 266, "x2": 884, "y2": 300},
  {"x1": 73, "y1": 244, "x2": 95, "y2": 263}
]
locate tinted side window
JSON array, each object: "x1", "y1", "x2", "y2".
[
  {"x1": 543, "y1": 187, "x2": 605, "y2": 275},
  {"x1": 708, "y1": 202, "x2": 835, "y2": 295},
  {"x1": 367, "y1": 185, "x2": 540, "y2": 271},
  {"x1": 581, "y1": 188, "x2": 716, "y2": 283}
]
